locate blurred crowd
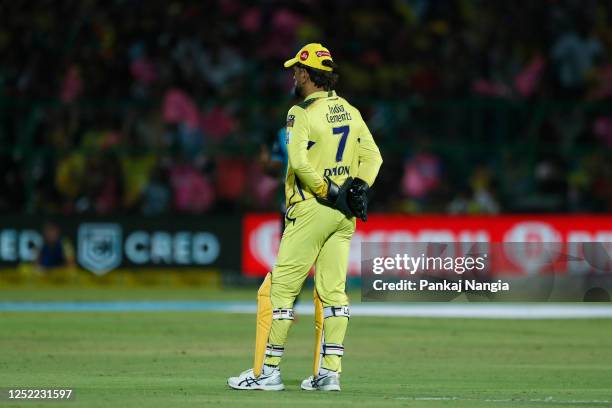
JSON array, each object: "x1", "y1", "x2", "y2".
[{"x1": 1, "y1": 0, "x2": 611, "y2": 215}]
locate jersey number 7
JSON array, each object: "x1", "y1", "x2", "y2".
[{"x1": 333, "y1": 126, "x2": 350, "y2": 162}]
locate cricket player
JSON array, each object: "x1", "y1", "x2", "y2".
[{"x1": 228, "y1": 43, "x2": 383, "y2": 391}]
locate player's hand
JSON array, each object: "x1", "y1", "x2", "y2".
[
  {"x1": 347, "y1": 178, "x2": 369, "y2": 222},
  {"x1": 318, "y1": 176, "x2": 354, "y2": 219}
]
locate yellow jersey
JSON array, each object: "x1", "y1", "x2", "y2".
[{"x1": 284, "y1": 90, "x2": 383, "y2": 209}]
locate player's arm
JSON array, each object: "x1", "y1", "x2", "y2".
[
  {"x1": 286, "y1": 106, "x2": 328, "y2": 197},
  {"x1": 344, "y1": 117, "x2": 383, "y2": 221},
  {"x1": 355, "y1": 119, "x2": 383, "y2": 187}
]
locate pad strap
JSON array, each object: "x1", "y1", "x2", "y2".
[
  {"x1": 321, "y1": 343, "x2": 344, "y2": 356},
  {"x1": 324, "y1": 306, "x2": 350, "y2": 319},
  {"x1": 265, "y1": 343, "x2": 284, "y2": 357},
  {"x1": 272, "y1": 308, "x2": 294, "y2": 320}
]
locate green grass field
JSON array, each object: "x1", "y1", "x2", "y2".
[{"x1": 1, "y1": 288, "x2": 611, "y2": 407}]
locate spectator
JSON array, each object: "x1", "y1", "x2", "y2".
[
  {"x1": 37, "y1": 222, "x2": 75, "y2": 270},
  {"x1": 1, "y1": 1, "x2": 611, "y2": 215}
]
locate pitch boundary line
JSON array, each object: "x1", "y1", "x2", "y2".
[{"x1": 1, "y1": 301, "x2": 612, "y2": 318}]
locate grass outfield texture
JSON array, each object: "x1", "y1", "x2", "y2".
[{"x1": 1, "y1": 289, "x2": 611, "y2": 407}]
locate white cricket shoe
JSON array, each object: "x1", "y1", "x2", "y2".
[
  {"x1": 227, "y1": 365, "x2": 285, "y2": 391},
  {"x1": 301, "y1": 368, "x2": 341, "y2": 391}
]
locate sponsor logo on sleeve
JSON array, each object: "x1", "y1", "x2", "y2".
[{"x1": 286, "y1": 114, "x2": 295, "y2": 128}]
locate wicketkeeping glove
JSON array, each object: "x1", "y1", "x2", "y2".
[
  {"x1": 347, "y1": 178, "x2": 369, "y2": 222},
  {"x1": 317, "y1": 176, "x2": 354, "y2": 219}
]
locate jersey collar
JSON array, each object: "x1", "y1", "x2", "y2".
[{"x1": 304, "y1": 90, "x2": 336, "y2": 101}]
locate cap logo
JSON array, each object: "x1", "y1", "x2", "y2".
[
  {"x1": 300, "y1": 51, "x2": 309, "y2": 61},
  {"x1": 316, "y1": 50, "x2": 331, "y2": 58}
]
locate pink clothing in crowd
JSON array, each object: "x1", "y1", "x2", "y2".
[
  {"x1": 515, "y1": 54, "x2": 546, "y2": 97},
  {"x1": 170, "y1": 164, "x2": 215, "y2": 212},
  {"x1": 401, "y1": 153, "x2": 442, "y2": 198},
  {"x1": 163, "y1": 88, "x2": 200, "y2": 129},
  {"x1": 60, "y1": 65, "x2": 83, "y2": 103}
]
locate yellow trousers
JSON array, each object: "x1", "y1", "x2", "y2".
[
  {"x1": 255, "y1": 198, "x2": 355, "y2": 375},
  {"x1": 273, "y1": 198, "x2": 355, "y2": 308}
]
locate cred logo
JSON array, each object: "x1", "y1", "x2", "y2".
[{"x1": 300, "y1": 50, "x2": 309, "y2": 60}]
